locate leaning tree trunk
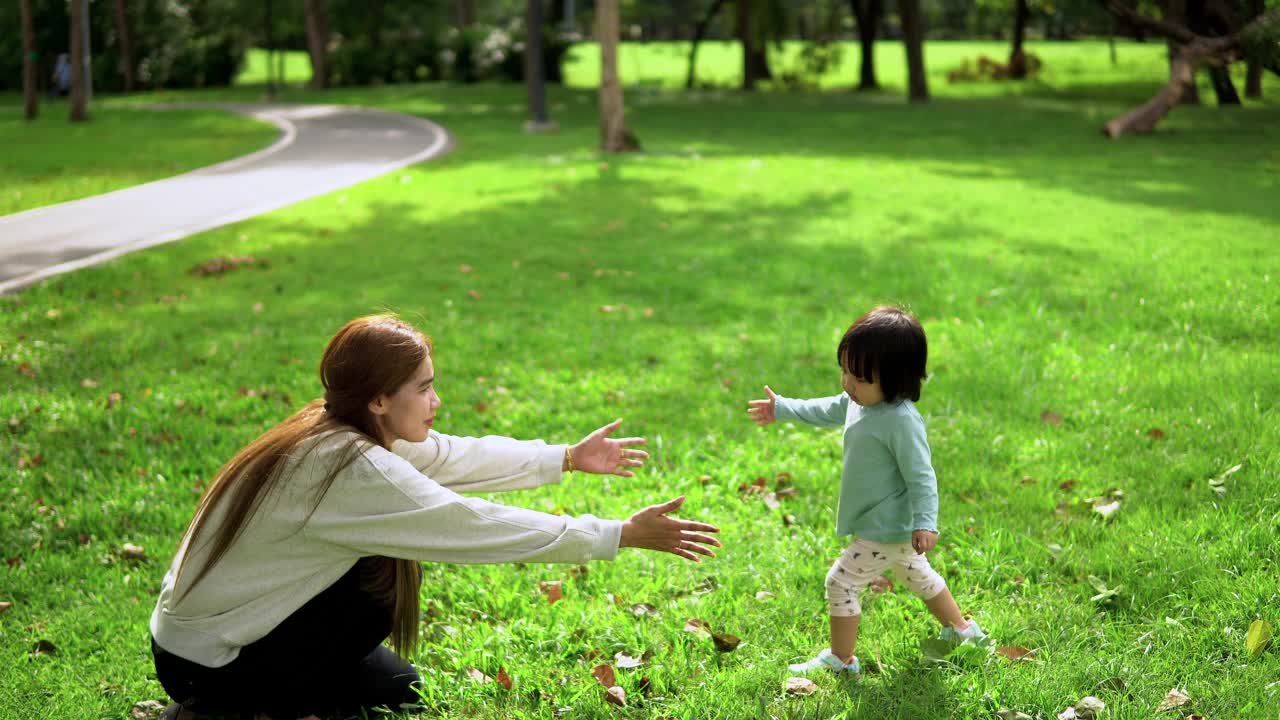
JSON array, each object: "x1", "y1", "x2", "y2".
[
  {"x1": 111, "y1": 0, "x2": 135, "y2": 91},
  {"x1": 597, "y1": 0, "x2": 638, "y2": 152},
  {"x1": 1099, "y1": 1, "x2": 1279, "y2": 134},
  {"x1": 1207, "y1": 64, "x2": 1241, "y2": 104},
  {"x1": 1103, "y1": 50, "x2": 1195, "y2": 137},
  {"x1": 849, "y1": 0, "x2": 881, "y2": 90},
  {"x1": 20, "y1": 0, "x2": 38, "y2": 120},
  {"x1": 69, "y1": 0, "x2": 88, "y2": 122},
  {"x1": 304, "y1": 0, "x2": 331, "y2": 89},
  {"x1": 900, "y1": 0, "x2": 928, "y2": 102},
  {"x1": 1161, "y1": 0, "x2": 1200, "y2": 104},
  {"x1": 686, "y1": 0, "x2": 727, "y2": 89},
  {"x1": 1010, "y1": 0, "x2": 1030, "y2": 78}
]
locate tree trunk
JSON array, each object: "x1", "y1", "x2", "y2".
[
  {"x1": 455, "y1": 0, "x2": 475, "y2": 27},
  {"x1": 686, "y1": 0, "x2": 727, "y2": 89},
  {"x1": 899, "y1": 0, "x2": 928, "y2": 102},
  {"x1": 304, "y1": 0, "x2": 331, "y2": 89},
  {"x1": 1207, "y1": 64, "x2": 1241, "y2": 104},
  {"x1": 1103, "y1": 51, "x2": 1195, "y2": 137},
  {"x1": 21, "y1": 0, "x2": 38, "y2": 120},
  {"x1": 1245, "y1": 61, "x2": 1263, "y2": 98},
  {"x1": 1109, "y1": 15, "x2": 1118, "y2": 65},
  {"x1": 369, "y1": 0, "x2": 385, "y2": 52},
  {"x1": 1245, "y1": 0, "x2": 1263, "y2": 98},
  {"x1": 1009, "y1": 0, "x2": 1030, "y2": 78},
  {"x1": 525, "y1": 0, "x2": 551, "y2": 127},
  {"x1": 849, "y1": 0, "x2": 881, "y2": 90},
  {"x1": 1161, "y1": 0, "x2": 1200, "y2": 104},
  {"x1": 736, "y1": 0, "x2": 771, "y2": 90},
  {"x1": 111, "y1": 0, "x2": 135, "y2": 91},
  {"x1": 597, "y1": 0, "x2": 638, "y2": 152},
  {"x1": 69, "y1": 0, "x2": 88, "y2": 121}
]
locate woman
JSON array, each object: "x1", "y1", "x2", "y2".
[{"x1": 151, "y1": 314, "x2": 721, "y2": 719}]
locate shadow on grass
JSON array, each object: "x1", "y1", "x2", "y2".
[{"x1": 851, "y1": 661, "x2": 956, "y2": 717}]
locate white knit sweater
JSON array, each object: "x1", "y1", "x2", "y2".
[{"x1": 150, "y1": 430, "x2": 622, "y2": 668}]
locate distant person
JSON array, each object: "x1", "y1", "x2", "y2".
[{"x1": 51, "y1": 53, "x2": 71, "y2": 97}]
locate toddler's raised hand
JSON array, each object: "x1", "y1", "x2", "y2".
[{"x1": 747, "y1": 385, "x2": 779, "y2": 427}]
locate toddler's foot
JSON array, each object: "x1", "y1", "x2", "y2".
[
  {"x1": 939, "y1": 619, "x2": 988, "y2": 646},
  {"x1": 787, "y1": 648, "x2": 860, "y2": 675}
]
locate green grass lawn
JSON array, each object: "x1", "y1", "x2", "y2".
[{"x1": 2, "y1": 41, "x2": 1279, "y2": 720}]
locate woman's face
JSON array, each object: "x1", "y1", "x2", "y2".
[{"x1": 370, "y1": 355, "x2": 440, "y2": 444}]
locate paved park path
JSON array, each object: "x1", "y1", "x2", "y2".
[{"x1": 0, "y1": 103, "x2": 452, "y2": 295}]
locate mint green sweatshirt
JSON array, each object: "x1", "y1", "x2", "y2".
[{"x1": 774, "y1": 393, "x2": 939, "y2": 543}]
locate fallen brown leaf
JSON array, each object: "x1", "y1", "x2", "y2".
[
  {"x1": 1147, "y1": 428, "x2": 1166, "y2": 440},
  {"x1": 605, "y1": 686, "x2": 626, "y2": 707},
  {"x1": 129, "y1": 700, "x2": 168, "y2": 720},
  {"x1": 31, "y1": 639, "x2": 58, "y2": 656},
  {"x1": 1041, "y1": 410, "x2": 1063, "y2": 426},
  {"x1": 1155, "y1": 688, "x2": 1191, "y2": 713},
  {"x1": 0, "y1": 601, "x2": 11, "y2": 615},
  {"x1": 466, "y1": 667, "x2": 490, "y2": 683},
  {"x1": 17, "y1": 455, "x2": 43, "y2": 469},
  {"x1": 630, "y1": 603, "x2": 659, "y2": 617},
  {"x1": 1059, "y1": 479, "x2": 1077, "y2": 492},
  {"x1": 711, "y1": 632, "x2": 741, "y2": 652},
  {"x1": 121, "y1": 543, "x2": 147, "y2": 561},
  {"x1": 538, "y1": 580, "x2": 563, "y2": 604},
  {"x1": 591, "y1": 664, "x2": 615, "y2": 687},
  {"x1": 784, "y1": 677, "x2": 817, "y2": 695},
  {"x1": 189, "y1": 256, "x2": 259, "y2": 277},
  {"x1": 495, "y1": 667, "x2": 512, "y2": 690},
  {"x1": 684, "y1": 618, "x2": 712, "y2": 639},
  {"x1": 996, "y1": 646, "x2": 1036, "y2": 662}
]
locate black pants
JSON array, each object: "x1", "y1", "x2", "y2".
[{"x1": 152, "y1": 558, "x2": 421, "y2": 718}]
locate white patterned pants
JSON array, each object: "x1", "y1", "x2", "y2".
[{"x1": 825, "y1": 537, "x2": 947, "y2": 617}]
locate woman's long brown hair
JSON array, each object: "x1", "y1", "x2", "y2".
[{"x1": 172, "y1": 314, "x2": 431, "y2": 656}]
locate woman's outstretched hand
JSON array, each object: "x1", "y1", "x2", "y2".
[
  {"x1": 746, "y1": 385, "x2": 778, "y2": 426},
  {"x1": 619, "y1": 496, "x2": 722, "y2": 562},
  {"x1": 569, "y1": 418, "x2": 649, "y2": 477}
]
